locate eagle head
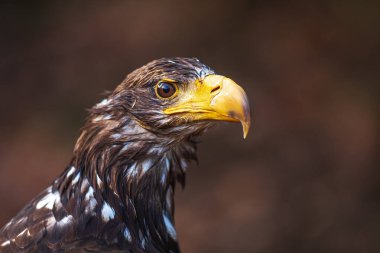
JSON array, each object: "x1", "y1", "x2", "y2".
[{"x1": 94, "y1": 57, "x2": 250, "y2": 139}]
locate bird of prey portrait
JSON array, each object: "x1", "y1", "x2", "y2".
[{"x1": 0, "y1": 58, "x2": 251, "y2": 253}]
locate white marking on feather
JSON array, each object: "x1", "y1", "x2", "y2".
[
  {"x1": 96, "y1": 99, "x2": 110, "y2": 108},
  {"x1": 111, "y1": 133, "x2": 121, "y2": 139},
  {"x1": 57, "y1": 215, "x2": 73, "y2": 227},
  {"x1": 85, "y1": 186, "x2": 94, "y2": 201},
  {"x1": 93, "y1": 114, "x2": 111, "y2": 122},
  {"x1": 93, "y1": 115, "x2": 102, "y2": 122},
  {"x1": 72, "y1": 173, "x2": 81, "y2": 185},
  {"x1": 101, "y1": 202, "x2": 115, "y2": 222},
  {"x1": 141, "y1": 238, "x2": 146, "y2": 249},
  {"x1": 138, "y1": 230, "x2": 146, "y2": 249},
  {"x1": 84, "y1": 185, "x2": 97, "y2": 213},
  {"x1": 3, "y1": 220, "x2": 11, "y2": 229},
  {"x1": 161, "y1": 171, "x2": 167, "y2": 185},
  {"x1": 163, "y1": 213, "x2": 177, "y2": 240},
  {"x1": 36, "y1": 191, "x2": 60, "y2": 210},
  {"x1": 149, "y1": 146, "x2": 164, "y2": 154},
  {"x1": 14, "y1": 228, "x2": 31, "y2": 241},
  {"x1": 122, "y1": 122, "x2": 146, "y2": 135},
  {"x1": 161, "y1": 158, "x2": 170, "y2": 184},
  {"x1": 164, "y1": 158, "x2": 170, "y2": 170},
  {"x1": 131, "y1": 98, "x2": 137, "y2": 108},
  {"x1": 123, "y1": 227, "x2": 132, "y2": 242},
  {"x1": 141, "y1": 159, "x2": 153, "y2": 174},
  {"x1": 15, "y1": 217, "x2": 26, "y2": 225},
  {"x1": 85, "y1": 198, "x2": 97, "y2": 213},
  {"x1": 66, "y1": 166, "x2": 75, "y2": 178},
  {"x1": 126, "y1": 163, "x2": 138, "y2": 179},
  {"x1": 119, "y1": 142, "x2": 130, "y2": 154},
  {"x1": 1, "y1": 240, "x2": 10, "y2": 247},
  {"x1": 166, "y1": 188, "x2": 173, "y2": 211},
  {"x1": 16, "y1": 228, "x2": 29, "y2": 238},
  {"x1": 96, "y1": 174, "x2": 103, "y2": 187}
]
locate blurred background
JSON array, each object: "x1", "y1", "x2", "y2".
[{"x1": 0, "y1": 1, "x2": 379, "y2": 252}]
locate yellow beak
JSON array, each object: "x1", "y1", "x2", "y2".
[{"x1": 164, "y1": 74, "x2": 251, "y2": 138}]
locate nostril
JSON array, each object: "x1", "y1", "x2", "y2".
[{"x1": 211, "y1": 86, "x2": 221, "y2": 94}]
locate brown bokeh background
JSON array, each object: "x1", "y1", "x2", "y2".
[{"x1": 0, "y1": 1, "x2": 379, "y2": 252}]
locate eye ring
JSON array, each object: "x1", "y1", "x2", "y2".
[{"x1": 155, "y1": 81, "x2": 178, "y2": 99}]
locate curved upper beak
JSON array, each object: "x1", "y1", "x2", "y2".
[{"x1": 163, "y1": 74, "x2": 251, "y2": 138}]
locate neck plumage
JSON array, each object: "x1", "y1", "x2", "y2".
[{"x1": 53, "y1": 109, "x2": 197, "y2": 252}]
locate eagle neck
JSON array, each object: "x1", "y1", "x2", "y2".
[{"x1": 57, "y1": 113, "x2": 197, "y2": 252}]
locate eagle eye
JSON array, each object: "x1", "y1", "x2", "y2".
[{"x1": 156, "y1": 82, "x2": 178, "y2": 99}]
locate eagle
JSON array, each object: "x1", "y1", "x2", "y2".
[{"x1": 0, "y1": 58, "x2": 251, "y2": 253}]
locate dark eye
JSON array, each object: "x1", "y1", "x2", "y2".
[{"x1": 156, "y1": 82, "x2": 177, "y2": 99}]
